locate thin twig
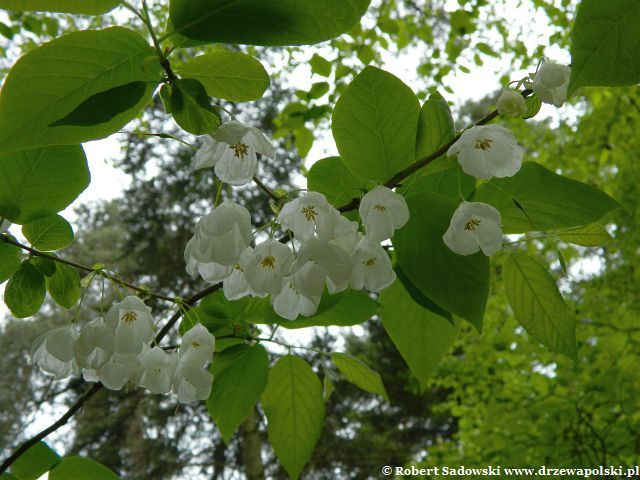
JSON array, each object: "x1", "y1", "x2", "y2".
[{"x1": 252, "y1": 176, "x2": 280, "y2": 202}]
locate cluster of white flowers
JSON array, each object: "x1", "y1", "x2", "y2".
[
  {"x1": 31, "y1": 296, "x2": 215, "y2": 404},
  {"x1": 445, "y1": 60, "x2": 571, "y2": 257},
  {"x1": 185, "y1": 186, "x2": 409, "y2": 320}
]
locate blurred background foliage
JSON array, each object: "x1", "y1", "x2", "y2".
[{"x1": 2, "y1": 0, "x2": 639, "y2": 478}]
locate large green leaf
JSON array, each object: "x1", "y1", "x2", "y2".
[
  {"x1": 569, "y1": 0, "x2": 640, "y2": 94},
  {"x1": 261, "y1": 355, "x2": 324, "y2": 480},
  {"x1": 380, "y1": 280, "x2": 458, "y2": 391},
  {"x1": 393, "y1": 192, "x2": 489, "y2": 331},
  {"x1": 307, "y1": 156, "x2": 362, "y2": 208},
  {"x1": 0, "y1": 0, "x2": 120, "y2": 14},
  {"x1": 22, "y1": 214, "x2": 74, "y2": 251},
  {"x1": 0, "y1": 27, "x2": 161, "y2": 153},
  {"x1": 0, "y1": 146, "x2": 89, "y2": 224},
  {"x1": 177, "y1": 51, "x2": 269, "y2": 102},
  {"x1": 415, "y1": 91, "x2": 455, "y2": 161},
  {"x1": 207, "y1": 344, "x2": 269, "y2": 443},
  {"x1": 473, "y1": 162, "x2": 620, "y2": 233},
  {"x1": 46, "y1": 263, "x2": 82, "y2": 309},
  {"x1": 170, "y1": 78, "x2": 221, "y2": 135},
  {"x1": 402, "y1": 162, "x2": 475, "y2": 200},
  {"x1": 169, "y1": 0, "x2": 371, "y2": 46},
  {"x1": 331, "y1": 353, "x2": 388, "y2": 400},
  {"x1": 559, "y1": 223, "x2": 612, "y2": 247},
  {"x1": 504, "y1": 251, "x2": 578, "y2": 361},
  {"x1": 10, "y1": 441, "x2": 60, "y2": 480},
  {"x1": 48, "y1": 457, "x2": 118, "y2": 480},
  {"x1": 0, "y1": 240, "x2": 21, "y2": 283},
  {"x1": 332, "y1": 66, "x2": 420, "y2": 183},
  {"x1": 4, "y1": 261, "x2": 46, "y2": 318}
]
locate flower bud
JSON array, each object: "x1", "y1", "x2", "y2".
[
  {"x1": 497, "y1": 89, "x2": 527, "y2": 117},
  {"x1": 532, "y1": 61, "x2": 571, "y2": 108}
]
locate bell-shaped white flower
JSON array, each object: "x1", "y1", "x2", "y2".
[
  {"x1": 108, "y1": 296, "x2": 154, "y2": 357},
  {"x1": 447, "y1": 124, "x2": 524, "y2": 180},
  {"x1": 532, "y1": 61, "x2": 571, "y2": 108},
  {"x1": 271, "y1": 278, "x2": 321, "y2": 320},
  {"x1": 349, "y1": 239, "x2": 396, "y2": 292},
  {"x1": 189, "y1": 199, "x2": 253, "y2": 267},
  {"x1": 31, "y1": 325, "x2": 78, "y2": 379},
  {"x1": 179, "y1": 323, "x2": 215, "y2": 368},
  {"x1": 443, "y1": 201, "x2": 503, "y2": 256},
  {"x1": 329, "y1": 215, "x2": 362, "y2": 254},
  {"x1": 278, "y1": 191, "x2": 339, "y2": 242},
  {"x1": 185, "y1": 237, "x2": 234, "y2": 283},
  {"x1": 194, "y1": 121, "x2": 275, "y2": 186},
  {"x1": 174, "y1": 366, "x2": 214, "y2": 404},
  {"x1": 223, "y1": 247, "x2": 255, "y2": 300},
  {"x1": 74, "y1": 316, "x2": 114, "y2": 371},
  {"x1": 359, "y1": 186, "x2": 410, "y2": 242},
  {"x1": 138, "y1": 347, "x2": 178, "y2": 394},
  {"x1": 296, "y1": 238, "x2": 351, "y2": 295},
  {"x1": 244, "y1": 239, "x2": 294, "y2": 296},
  {"x1": 497, "y1": 89, "x2": 527, "y2": 117},
  {"x1": 97, "y1": 354, "x2": 144, "y2": 391}
]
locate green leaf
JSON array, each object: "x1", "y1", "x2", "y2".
[
  {"x1": 0, "y1": 0, "x2": 120, "y2": 14},
  {"x1": 207, "y1": 344, "x2": 269, "y2": 443},
  {"x1": 332, "y1": 66, "x2": 420, "y2": 183},
  {"x1": 46, "y1": 263, "x2": 82, "y2": 309},
  {"x1": 380, "y1": 280, "x2": 458, "y2": 391},
  {"x1": 261, "y1": 355, "x2": 324, "y2": 480},
  {"x1": 177, "y1": 51, "x2": 270, "y2": 102},
  {"x1": 559, "y1": 223, "x2": 612, "y2": 247},
  {"x1": 569, "y1": 0, "x2": 640, "y2": 94},
  {"x1": 48, "y1": 457, "x2": 118, "y2": 480},
  {"x1": 271, "y1": 289, "x2": 379, "y2": 329},
  {"x1": 49, "y1": 82, "x2": 149, "y2": 127},
  {"x1": 403, "y1": 163, "x2": 475, "y2": 200},
  {"x1": 473, "y1": 162, "x2": 620, "y2": 233},
  {"x1": 331, "y1": 352, "x2": 388, "y2": 400},
  {"x1": 393, "y1": 192, "x2": 489, "y2": 331},
  {"x1": 0, "y1": 27, "x2": 161, "y2": 153},
  {"x1": 322, "y1": 369, "x2": 334, "y2": 402},
  {"x1": 0, "y1": 145, "x2": 90, "y2": 224},
  {"x1": 415, "y1": 91, "x2": 455, "y2": 161},
  {"x1": 310, "y1": 54, "x2": 332, "y2": 77},
  {"x1": 523, "y1": 94, "x2": 542, "y2": 119},
  {"x1": 5, "y1": 261, "x2": 46, "y2": 318},
  {"x1": 32, "y1": 257, "x2": 57, "y2": 277},
  {"x1": 0, "y1": 240, "x2": 21, "y2": 283},
  {"x1": 395, "y1": 264, "x2": 452, "y2": 323},
  {"x1": 294, "y1": 127, "x2": 314, "y2": 158},
  {"x1": 504, "y1": 251, "x2": 578, "y2": 361},
  {"x1": 170, "y1": 78, "x2": 221, "y2": 135},
  {"x1": 22, "y1": 214, "x2": 74, "y2": 251},
  {"x1": 10, "y1": 442, "x2": 60, "y2": 480},
  {"x1": 307, "y1": 156, "x2": 361, "y2": 208},
  {"x1": 169, "y1": 0, "x2": 371, "y2": 46}
]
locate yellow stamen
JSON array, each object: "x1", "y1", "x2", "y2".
[
  {"x1": 464, "y1": 218, "x2": 481, "y2": 231},
  {"x1": 122, "y1": 311, "x2": 137, "y2": 325},
  {"x1": 374, "y1": 204, "x2": 386, "y2": 212},
  {"x1": 474, "y1": 138, "x2": 493, "y2": 150},
  {"x1": 230, "y1": 142, "x2": 249, "y2": 159},
  {"x1": 301, "y1": 206, "x2": 318, "y2": 221},
  {"x1": 261, "y1": 256, "x2": 276, "y2": 269},
  {"x1": 191, "y1": 341, "x2": 201, "y2": 348},
  {"x1": 365, "y1": 258, "x2": 376, "y2": 266}
]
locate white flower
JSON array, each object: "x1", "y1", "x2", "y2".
[
  {"x1": 138, "y1": 347, "x2": 178, "y2": 394},
  {"x1": 179, "y1": 323, "x2": 215, "y2": 368},
  {"x1": 497, "y1": 89, "x2": 527, "y2": 117},
  {"x1": 185, "y1": 237, "x2": 234, "y2": 284},
  {"x1": 359, "y1": 186, "x2": 410, "y2": 242},
  {"x1": 74, "y1": 316, "x2": 114, "y2": 371},
  {"x1": 188, "y1": 199, "x2": 253, "y2": 267},
  {"x1": 447, "y1": 124, "x2": 524, "y2": 179},
  {"x1": 349, "y1": 239, "x2": 396, "y2": 292},
  {"x1": 278, "y1": 192, "x2": 339, "y2": 242},
  {"x1": 295, "y1": 238, "x2": 351, "y2": 295},
  {"x1": 31, "y1": 325, "x2": 78, "y2": 379},
  {"x1": 532, "y1": 61, "x2": 571, "y2": 108},
  {"x1": 443, "y1": 201, "x2": 503, "y2": 256},
  {"x1": 244, "y1": 239, "x2": 294, "y2": 296},
  {"x1": 174, "y1": 366, "x2": 214, "y2": 404},
  {"x1": 329, "y1": 215, "x2": 362, "y2": 254},
  {"x1": 107, "y1": 296, "x2": 155, "y2": 357},
  {"x1": 223, "y1": 247, "x2": 255, "y2": 300},
  {"x1": 194, "y1": 121, "x2": 275, "y2": 186},
  {"x1": 97, "y1": 354, "x2": 143, "y2": 391},
  {"x1": 271, "y1": 278, "x2": 321, "y2": 320}
]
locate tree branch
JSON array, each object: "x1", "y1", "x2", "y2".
[
  {"x1": 0, "y1": 235, "x2": 178, "y2": 303},
  {"x1": 0, "y1": 89, "x2": 533, "y2": 473}
]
